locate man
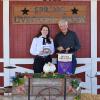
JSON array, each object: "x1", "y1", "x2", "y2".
[{"x1": 54, "y1": 19, "x2": 81, "y2": 74}]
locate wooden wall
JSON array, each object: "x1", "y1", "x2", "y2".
[
  {"x1": 97, "y1": 1, "x2": 100, "y2": 94},
  {"x1": 0, "y1": 1, "x2": 4, "y2": 88},
  {"x1": 9, "y1": 1, "x2": 90, "y2": 58},
  {"x1": 97, "y1": 1, "x2": 100, "y2": 57},
  {"x1": 0, "y1": 1, "x2": 3, "y2": 58}
]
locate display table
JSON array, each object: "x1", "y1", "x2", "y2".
[{"x1": 12, "y1": 73, "x2": 81, "y2": 100}]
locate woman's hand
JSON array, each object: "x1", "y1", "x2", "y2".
[{"x1": 39, "y1": 50, "x2": 44, "y2": 55}]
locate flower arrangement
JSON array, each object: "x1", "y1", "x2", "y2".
[
  {"x1": 11, "y1": 73, "x2": 33, "y2": 94},
  {"x1": 67, "y1": 78, "x2": 81, "y2": 100},
  {"x1": 71, "y1": 78, "x2": 80, "y2": 89},
  {"x1": 12, "y1": 73, "x2": 33, "y2": 86},
  {"x1": 67, "y1": 78, "x2": 80, "y2": 92},
  {"x1": 12, "y1": 73, "x2": 25, "y2": 86}
]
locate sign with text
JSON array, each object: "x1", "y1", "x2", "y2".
[
  {"x1": 58, "y1": 54, "x2": 72, "y2": 62},
  {"x1": 58, "y1": 54, "x2": 73, "y2": 74},
  {"x1": 12, "y1": 4, "x2": 87, "y2": 24}
]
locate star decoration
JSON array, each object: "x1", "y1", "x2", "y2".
[
  {"x1": 21, "y1": 8, "x2": 29, "y2": 15},
  {"x1": 71, "y1": 7, "x2": 78, "y2": 15}
]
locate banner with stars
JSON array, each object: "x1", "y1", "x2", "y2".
[{"x1": 12, "y1": 4, "x2": 87, "y2": 24}]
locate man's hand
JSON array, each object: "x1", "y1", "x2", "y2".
[
  {"x1": 57, "y1": 46, "x2": 64, "y2": 52},
  {"x1": 66, "y1": 47, "x2": 70, "y2": 52}
]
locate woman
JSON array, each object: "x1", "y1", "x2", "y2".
[{"x1": 30, "y1": 25, "x2": 55, "y2": 73}]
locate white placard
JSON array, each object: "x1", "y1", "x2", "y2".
[{"x1": 58, "y1": 54, "x2": 72, "y2": 62}]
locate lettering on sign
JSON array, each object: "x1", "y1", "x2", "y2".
[{"x1": 12, "y1": 5, "x2": 87, "y2": 24}]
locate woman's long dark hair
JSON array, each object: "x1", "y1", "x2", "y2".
[{"x1": 36, "y1": 25, "x2": 51, "y2": 44}]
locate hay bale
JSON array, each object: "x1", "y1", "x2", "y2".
[{"x1": 81, "y1": 93, "x2": 100, "y2": 100}]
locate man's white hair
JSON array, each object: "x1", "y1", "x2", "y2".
[{"x1": 58, "y1": 18, "x2": 68, "y2": 25}]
